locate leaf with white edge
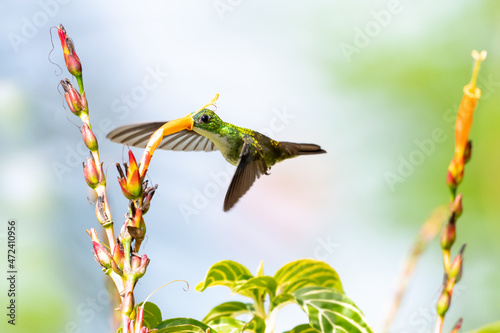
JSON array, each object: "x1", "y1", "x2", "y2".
[
  {"x1": 270, "y1": 293, "x2": 296, "y2": 311},
  {"x1": 137, "y1": 301, "x2": 162, "y2": 329},
  {"x1": 156, "y1": 318, "x2": 213, "y2": 333},
  {"x1": 206, "y1": 317, "x2": 246, "y2": 333},
  {"x1": 293, "y1": 287, "x2": 373, "y2": 333},
  {"x1": 202, "y1": 301, "x2": 253, "y2": 323},
  {"x1": 466, "y1": 321, "x2": 500, "y2": 333},
  {"x1": 284, "y1": 324, "x2": 320, "y2": 333},
  {"x1": 274, "y1": 259, "x2": 343, "y2": 294},
  {"x1": 242, "y1": 316, "x2": 265, "y2": 333},
  {"x1": 233, "y1": 276, "x2": 277, "y2": 298},
  {"x1": 196, "y1": 260, "x2": 252, "y2": 292},
  {"x1": 155, "y1": 325, "x2": 206, "y2": 333}
]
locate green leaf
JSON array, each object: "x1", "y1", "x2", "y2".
[
  {"x1": 156, "y1": 318, "x2": 213, "y2": 333},
  {"x1": 156, "y1": 325, "x2": 206, "y2": 333},
  {"x1": 242, "y1": 316, "x2": 266, "y2": 333},
  {"x1": 116, "y1": 328, "x2": 122, "y2": 333},
  {"x1": 206, "y1": 317, "x2": 246, "y2": 333},
  {"x1": 196, "y1": 260, "x2": 253, "y2": 292},
  {"x1": 270, "y1": 293, "x2": 296, "y2": 312},
  {"x1": 466, "y1": 321, "x2": 500, "y2": 333},
  {"x1": 137, "y1": 301, "x2": 162, "y2": 329},
  {"x1": 274, "y1": 259, "x2": 343, "y2": 294},
  {"x1": 293, "y1": 287, "x2": 373, "y2": 333},
  {"x1": 202, "y1": 301, "x2": 253, "y2": 323},
  {"x1": 234, "y1": 276, "x2": 277, "y2": 298},
  {"x1": 284, "y1": 324, "x2": 320, "y2": 333}
]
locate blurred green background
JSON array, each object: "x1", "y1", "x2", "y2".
[{"x1": 0, "y1": 1, "x2": 499, "y2": 332}]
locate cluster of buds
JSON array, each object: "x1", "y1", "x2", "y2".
[
  {"x1": 436, "y1": 50, "x2": 487, "y2": 333},
  {"x1": 89, "y1": 228, "x2": 150, "y2": 301},
  {"x1": 56, "y1": 24, "x2": 159, "y2": 333}
]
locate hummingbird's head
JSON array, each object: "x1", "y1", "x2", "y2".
[{"x1": 191, "y1": 109, "x2": 223, "y2": 133}]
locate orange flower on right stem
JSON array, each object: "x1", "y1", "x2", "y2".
[{"x1": 447, "y1": 50, "x2": 487, "y2": 195}]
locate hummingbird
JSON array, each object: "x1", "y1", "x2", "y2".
[{"x1": 106, "y1": 100, "x2": 326, "y2": 211}]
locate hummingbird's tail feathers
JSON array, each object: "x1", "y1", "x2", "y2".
[
  {"x1": 280, "y1": 142, "x2": 327, "y2": 156},
  {"x1": 107, "y1": 122, "x2": 218, "y2": 152}
]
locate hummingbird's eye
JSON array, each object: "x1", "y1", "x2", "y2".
[{"x1": 200, "y1": 114, "x2": 210, "y2": 123}]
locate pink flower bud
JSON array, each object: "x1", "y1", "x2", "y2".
[
  {"x1": 61, "y1": 79, "x2": 87, "y2": 116},
  {"x1": 450, "y1": 318, "x2": 464, "y2": 333},
  {"x1": 57, "y1": 24, "x2": 82, "y2": 77},
  {"x1": 82, "y1": 123, "x2": 98, "y2": 151},
  {"x1": 83, "y1": 157, "x2": 99, "y2": 188},
  {"x1": 450, "y1": 194, "x2": 463, "y2": 219},
  {"x1": 89, "y1": 228, "x2": 112, "y2": 269},
  {"x1": 436, "y1": 289, "x2": 451, "y2": 317},
  {"x1": 449, "y1": 244, "x2": 466, "y2": 282},
  {"x1": 440, "y1": 220, "x2": 456, "y2": 251}
]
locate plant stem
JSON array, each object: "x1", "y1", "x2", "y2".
[
  {"x1": 435, "y1": 316, "x2": 444, "y2": 333},
  {"x1": 383, "y1": 206, "x2": 447, "y2": 333}
]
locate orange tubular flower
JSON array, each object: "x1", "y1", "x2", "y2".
[
  {"x1": 447, "y1": 50, "x2": 487, "y2": 193},
  {"x1": 57, "y1": 24, "x2": 82, "y2": 77}
]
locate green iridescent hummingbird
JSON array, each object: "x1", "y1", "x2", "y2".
[{"x1": 106, "y1": 95, "x2": 326, "y2": 211}]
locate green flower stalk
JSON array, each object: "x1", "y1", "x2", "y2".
[
  {"x1": 435, "y1": 50, "x2": 487, "y2": 333},
  {"x1": 56, "y1": 24, "x2": 159, "y2": 333}
]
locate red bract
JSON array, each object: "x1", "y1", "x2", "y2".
[{"x1": 118, "y1": 150, "x2": 143, "y2": 200}]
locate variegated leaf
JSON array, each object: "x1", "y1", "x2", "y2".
[
  {"x1": 202, "y1": 301, "x2": 253, "y2": 324},
  {"x1": 293, "y1": 287, "x2": 373, "y2": 333},
  {"x1": 269, "y1": 293, "x2": 296, "y2": 312},
  {"x1": 284, "y1": 324, "x2": 320, "y2": 333},
  {"x1": 274, "y1": 260, "x2": 343, "y2": 294},
  {"x1": 233, "y1": 276, "x2": 277, "y2": 298},
  {"x1": 196, "y1": 260, "x2": 253, "y2": 292},
  {"x1": 207, "y1": 317, "x2": 246, "y2": 333},
  {"x1": 156, "y1": 318, "x2": 212, "y2": 333},
  {"x1": 155, "y1": 325, "x2": 206, "y2": 333},
  {"x1": 242, "y1": 316, "x2": 265, "y2": 333}
]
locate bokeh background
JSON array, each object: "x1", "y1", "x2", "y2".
[{"x1": 1, "y1": 1, "x2": 499, "y2": 332}]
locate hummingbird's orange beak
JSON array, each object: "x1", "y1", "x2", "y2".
[{"x1": 160, "y1": 114, "x2": 194, "y2": 135}]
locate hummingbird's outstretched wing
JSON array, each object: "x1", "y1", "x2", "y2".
[
  {"x1": 224, "y1": 140, "x2": 269, "y2": 211},
  {"x1": 106, "y1": 122, "x2": 218, "y2": 152}
]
